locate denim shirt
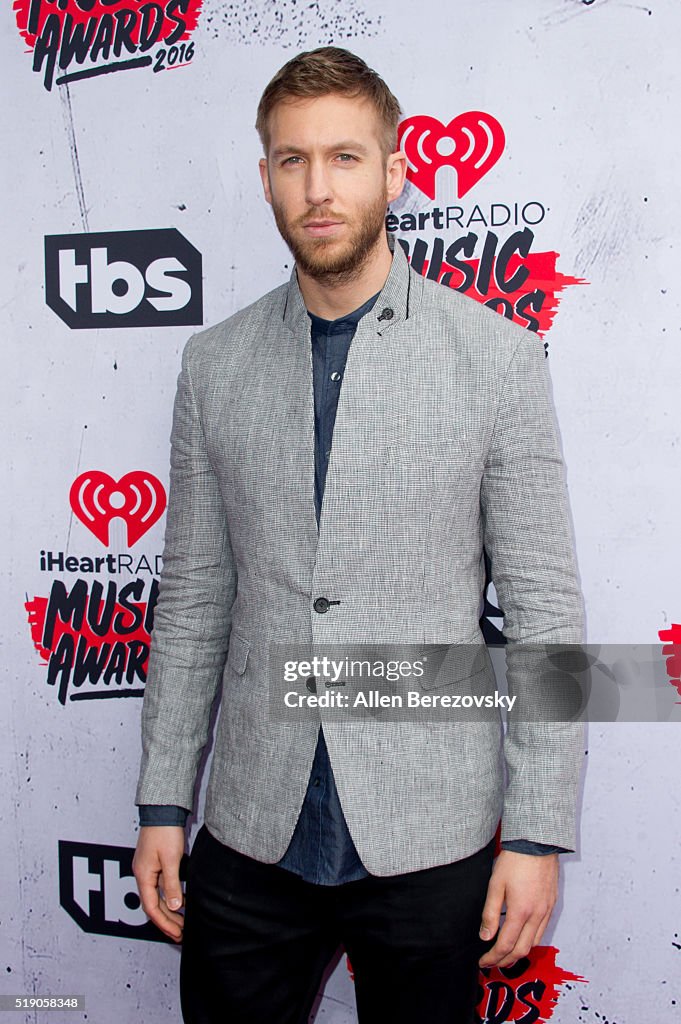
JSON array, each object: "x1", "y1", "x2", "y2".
[{"x1": 138, "y1": 291, "x2": 567, "y2": 874}]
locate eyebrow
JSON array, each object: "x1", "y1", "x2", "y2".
[{"x1": 270, "y1": 140, "x2": 370, "y2": 159}]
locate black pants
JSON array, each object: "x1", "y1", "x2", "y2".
[{"x1": 180, "y1": 824, "x2": 496, "y2": 1024}]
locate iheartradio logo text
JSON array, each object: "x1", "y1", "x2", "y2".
[
  {"x1": 38, "y1": 470, "x2": 165, "y2": 576},
  {"x1": 45, "y1": 228, "x2": 202, "y2": 329}
]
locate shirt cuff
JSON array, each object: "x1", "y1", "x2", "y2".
[
  {"x1": 501, "y1": 840, "x2": 569, "y2": 855},
  {"x1": 138, "y1": 804, "x2": 189, "y2": 827}
]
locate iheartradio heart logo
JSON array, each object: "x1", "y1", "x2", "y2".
[
  {"x1": 69, "y1": 471, "x2": 167, "y2": 547},
  {"x1": 397, "y1": 112, "x2": 505, "y2": 200}
]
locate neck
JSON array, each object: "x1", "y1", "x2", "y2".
[{"x1": 296, "y1": 235, "x2": 393, "y2": 320}]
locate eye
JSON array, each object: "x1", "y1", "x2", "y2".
[
  {"x1": 282, "y1": 155, "x2": 303, "y2": 166},
  {"x1": 336, "y1": 153, "x2": 357, "y2": 162}
]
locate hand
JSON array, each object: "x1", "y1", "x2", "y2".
[
  {"x1": 478, "y1": 850, "x2": 558, "y2": 968},
  {"x1": 133, "y1": 826, "x2": 186, "y2": 942}
]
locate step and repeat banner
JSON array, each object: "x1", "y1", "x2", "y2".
[{"x1": 2, "y1": 1, "x2": 680, "y2": 1021}]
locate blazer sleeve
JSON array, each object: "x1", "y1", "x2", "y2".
[
  {"x1": 479, "y1": 330, "x2": 586, "y2": 851},
  {"x1": 135, "y1": 338, "x2": 237, "y2": 811}
]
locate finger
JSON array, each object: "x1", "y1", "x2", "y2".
[
  {"x1": 137, "y1": 871, "x2": 183, "y2": 941},
  {"x1": 493, "y1": 916, "x2": 542, "y2": 969},
  {"x1": 156, "y1": 874, "x2": 184, "y2": 933},
  {"x1": 157, "y1": 897, "x2": 186, "y2": 938},
  {"x1": 479, "y1": 876, "x2": 505, "y2": 942},
  {"x1": 159, "y1": 899, "x2": 186, "y2": 927},
  {"x1": 157, "y1": 896, "x2": 186, "y2": 931},
  {"x1": 143, "y1": 891, "x2": 183, "y2": 942},
  {"x1": 532, "y1": 907, "x2": 554, "y2": 948},
  {"x1": 479, "y1": 913, "x2": 525, "y2": 968},
  {"x1": 136, "y1": 870, "x2": 163, "y2": 921}
]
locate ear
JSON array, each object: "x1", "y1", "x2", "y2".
[
  {"x1": 385, "y1": 149, "x2": 407, "y2": 204},
  {"x1": 259, "y1": 157, "x2": 273, "y2": 205}
]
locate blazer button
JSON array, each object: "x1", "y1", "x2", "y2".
[
  {"x1": 305, "y1": 675, "x2": 317, "y2": 694},
  {"x1": 313, "y1": 597, "x2": 330, "y2": 613}
]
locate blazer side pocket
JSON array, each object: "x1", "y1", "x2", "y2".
[{"x1": 226, "y1": 631, "x2": 250, "y2": 676}]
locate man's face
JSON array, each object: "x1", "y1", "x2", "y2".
[{"x1": 259, "y1": 93, "x2": 405, "y2": 283}]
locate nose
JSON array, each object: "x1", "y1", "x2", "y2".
[{"x1": 305, "y1": 159, "x2": 333, "y2": 208}]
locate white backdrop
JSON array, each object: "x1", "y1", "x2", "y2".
[{"x1": 2, "y1": 1, "x2": 680, "y2": 1021}]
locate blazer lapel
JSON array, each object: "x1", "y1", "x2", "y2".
[{"x1": 280, "y1": 238, "x2": 423, "y2": 537}]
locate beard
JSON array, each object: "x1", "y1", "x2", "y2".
[{"x1": 271, "y1": 186, "x2": 389, "y2": 285}]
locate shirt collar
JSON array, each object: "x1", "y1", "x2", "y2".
[
  {"x1": 282, "y1": 233, "x2": 417, "y2": 338},
  {"x1": 307, "y1": 290, "x2": 381, "y2": 335}
]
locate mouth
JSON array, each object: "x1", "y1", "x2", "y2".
[{"x1": 302, "y1": 220, "x2": 344, "y2": 237}]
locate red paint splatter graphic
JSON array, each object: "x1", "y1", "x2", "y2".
[
  {"x1": 346, "y1": 945, "x2": 586, "y2": 1021},
  {"x1": 399, "y1": 234, "x2": 586, "y2": 337},
  {"x1": 69, "y1": 470, "x2": 166, "y2": 548},
  {"x1": 477, "y1": 946, "x2": 587, "y2": 1022},
  {"x1": 439, "y1": 248, "x2": 584, "y2": 337},
  {"x1": 398, "y1": 113, "x2": 506, "y2": 200},
  {"x1": 26, "y1": 576, "x2": 158, "y2": 704},
  {"x1": 658, "y1": 623, "x2": 681, "y2": 701},
  {"x1": 13, "y1": 0, "x2": 202, "y2": 90}
]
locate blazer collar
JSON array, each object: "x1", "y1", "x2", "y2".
[{"x1": 282, "y1": 233, "x2": 415, "y2": 337}]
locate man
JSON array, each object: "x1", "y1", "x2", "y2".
[{"x1": 133, "y1": 47, "x2": 585, "y2": 1024}]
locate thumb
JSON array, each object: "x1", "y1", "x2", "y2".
[
  {"x1": 479, "y1": 876, "x2": 504, "y2": 940},
  {"x1": 159, "y1": 863, "x2": 183, "y2": 911}
]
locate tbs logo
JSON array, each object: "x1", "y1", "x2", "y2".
[
  {"x1": 59, "y1": 839, "x2": 187, "y2": 942},
  {"x1": 45, "y1": 228, "x2": 203, "y2": 329}
]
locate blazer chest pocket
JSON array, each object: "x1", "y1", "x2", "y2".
[
  {"x1": 385, "y1": 439, "x2": 476, "y2": 477},
  {"x1": 226, "y1": 631, "x2": 250, "y2": 676}
]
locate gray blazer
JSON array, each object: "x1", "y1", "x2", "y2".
[{"x1": 135, "y1": 239, "x2": 585, "y2": 875}]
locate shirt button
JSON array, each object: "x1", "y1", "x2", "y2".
[
  {"x1": 330, "y1": 371, "x2": 342, "y2": 381},
  {"x1": 313, "y1": 597, "x2": 330, "y2": 613}
]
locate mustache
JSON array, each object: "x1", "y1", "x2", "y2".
[{"x1": 297, "y1": 210, "x2": 345, "y2": 227}]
